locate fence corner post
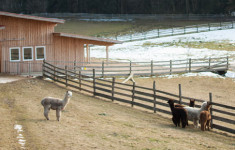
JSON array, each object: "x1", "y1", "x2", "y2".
[
  {"x1": 93, "y1": 69, "x2": 96, "y2": 96},
  {"x1": 179, "y1": 84, "x2": 182, "y2": 104},
  {"x1": 153, "y1": 81, "x2": 157, "y2": 113},
  {"x1": 209, "y1": 92, "x2": 213, "y2": 129}
]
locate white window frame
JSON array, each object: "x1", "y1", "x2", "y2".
[
  {"x1": 9, "y1": 47, "x2": 20, "y2": 62},
  {"x1": 35, "y1": 46, "x2": 46, "y2": 60},
  {"x1": 22, "y1": 47, "x2": 33, "y2": 61}
]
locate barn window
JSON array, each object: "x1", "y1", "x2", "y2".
[
  {"x1": 10, "y1": 47, "x2": 20, "y2": 61},
  {"x1": 35, "y1": 46, "x2": 45, "y2": 60},
  {"x1": 23, "y1": 47, "x2": 33, "y2": 61}
]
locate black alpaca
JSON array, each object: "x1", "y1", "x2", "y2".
[{"x1": 167, "y1": 99, "x2": 188, "y2": 128}]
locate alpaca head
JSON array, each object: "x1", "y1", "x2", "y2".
[
  {"x1": 167, "y1": 99, "x2": 174, "y2": 104},
  {"x1": 66, "y1": 91, "x2": 72, "y2": 98},
  {"x1": 201, "y1": 101, "x2": 208, "y2": 110},
  {"x1": 206, "y1": 102, "x2": 212, "y2": 111},
  {"x1": 189, "y1": 99, "x2": 195, "y2": 107}
]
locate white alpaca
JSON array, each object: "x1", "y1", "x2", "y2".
[
  {"x1": 183, "y1": 101, "x2": 208, "y2": 128},
  {"x1": 41, "y1": 91, "x2": 72, "y2": 121}
]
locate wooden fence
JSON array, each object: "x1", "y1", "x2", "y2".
[
  {"x1": 111, "y1": 21, "x2": 235, "y2": 42},
  {"x1": 47, "y1": 57, "x2": 229, "y2": 77},
  {"x1": 42, "y1": 61, "x2": 235, "y2": 134}
]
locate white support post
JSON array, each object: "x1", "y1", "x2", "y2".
[
  {"x1": 86, "y1": 44, "x2": 89, "y2": 63},
  {"x1": 106, "y1": 46, "x2": 109, "y2": 63}
]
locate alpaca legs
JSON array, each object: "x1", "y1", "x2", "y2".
[
  {"x1": 201, "y1": 121, "x2": 206, "y2": 131},
  {"x1": 56, "y1": 109, "x2": 61, "y2": 121},
  {"x1": 193, "y1": 119, "x2": 199, "y2": 128},
  {"x1": 43, "y1": 105, "x2": 50, "y2": 120},
  {"x1": 206, "y1": 120, "x2": 211, "y2": 131}
]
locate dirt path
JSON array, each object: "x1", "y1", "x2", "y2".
[{"x1": 0, "y1": 77, "x2": 234, "y2": 150}]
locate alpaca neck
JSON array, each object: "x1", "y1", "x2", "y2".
[
  {"x1": 62, "y1": 94, "x2": 70, "y2": 109},
  {"x1": 169, "y1": 103, "x2": 175, "y2": 112}
]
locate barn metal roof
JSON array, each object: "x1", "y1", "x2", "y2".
[
  {"x1": 53, "y1": 32, "x2": 123, "y2": 45},
  {"x1": 0, "y1": 11, "x2": 65, "y2": 24},
  {"x1": 0, "y1": 25, "x2": 5, "y2": 30}
]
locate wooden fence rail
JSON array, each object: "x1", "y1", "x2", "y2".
[
  {"x1": 110, "y1": 21, "x2": 235, "y2": 42},
  {"x1": 46, "y1": 57, "x2": 229, "y2": 77},
  {"x1": 42, "y1": 61, "x2": 235, "y2": 134}
]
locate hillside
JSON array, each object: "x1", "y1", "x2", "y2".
[{"x1": 0, "y1": 77, "x2": 234, "y2": 150}]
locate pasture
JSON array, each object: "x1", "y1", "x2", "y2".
[
  {"x1": 55, "y1": 19, "x2": 220, "y2": 37},
  {"x1": 0, "y1": 77, "x2": 234, "y2": 150}
]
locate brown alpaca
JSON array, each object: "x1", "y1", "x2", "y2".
[
  {"x1": 41, "y1": 91, "x2": 72, "y2": 121},
  {"x1": 189, "y1": 99, "x2": 195, "y2": 107},
  {"x1": 200, "y1": 102, "x2": 212, "y2": 131}
]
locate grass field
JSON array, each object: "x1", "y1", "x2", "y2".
[
  {"x1": 0, "y1": 77, "x2": 234, "y2": 150},
  {"x1": 55, "y1": 19, "x2": 220, "y2": 37}
]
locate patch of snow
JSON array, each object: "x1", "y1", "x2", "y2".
[
  {"x1": 14, "y1": 124, "x2": 26, "y2": 149},
  {"x1": 0, "y1": 77, "x2": 20, "y2": 83},
  {"x1": 225, "y1": 71, "x2": 235, "y2": 78},
  {"x1": 91, "y1": 29, "x2": 235, "y2": 62},
  {"x1": 158, "y1": 72, "x2": 224, "y2": 79}
]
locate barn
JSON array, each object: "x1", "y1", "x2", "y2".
[{"x1": 0, "y1": 11, "x2": 121, "y2": 74}]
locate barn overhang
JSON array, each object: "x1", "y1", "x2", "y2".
[
  {"x1": 0, "y1": 11, "x2": 65, "y2": 24},
  {"x1": 53, "y1": 32, "x2": 122, "y2": 46},
  {"x1": 53, "y1": 32, "x2": 123, "y2": 62}
]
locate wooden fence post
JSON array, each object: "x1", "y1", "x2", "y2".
[
  {"x1": 179, "y1": 84, "x2": 182, "y2": 104},
  {"x1": 65, "y1": 66, "x2": 68, "y2": 87},
  {"x1": 209, "y1": 93, "x2": 213, "y2": 129},
  {"x1": 153, "y1": 81, "x2": 157, "y2": 113},
  {"x1": 220, "y1": 22, "x2": 222, "y2": 29},
  {"x1": 184, "y1": 26, "x2": 186, "y2": 34},
  {"x1": 151, "y1": 60, "x2": 153, "y2": 76},
  {"x1": 112, "y1": 77, "x2": 115, "y2": 102},
  {"x1": 93, "y1": 69, "x2": 96, "y2": 96},
  {"x1": 53, "y1": 66, "x2": 56, "y2": 82},
  {"x1": 189, "y1": 58, "x2": 191, "y2": 72},
  {"x1": 42, "y1": 59, "x2": 45, "y2": 77},
  {"x1": 130, "y1": 61, "x2": 132, "y2": 74},
  {"x1": 79, "y1": 71, "x2": 82, "y2": 91},
  {"x1": 227, "y1": 56, "x2": 229, "y2": 70},
  {"x1": 158, "y1": 28, "x2": 160, "y2": 37},
  {"x1": 170, "y1": 60, "x2": 172, "y2": 75},
  {"x1": 172, "y1": 27, "x2": 174, "y2": 36},
  {"x1": 208, "y1": 23, "x2": 211, "y2": 31},
  {"x1": 102, "y1": 61, "x2": 104, "y2": 78},
  {"x1": 197, "y1": 24, "x2": 199, "y2": 33},
  {"x1": 132, "y1": 82, "x2": 135, "y2": 107},
  {"x1": 74, "y1": 60, "x2": 76, "y2": 73},
  {"x1": 208, "y1": 57, "x2": 211, "y2": 69}
]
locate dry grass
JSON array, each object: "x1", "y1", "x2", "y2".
[
  {"x1": 55, "y1": 19, "x2": 218, "y2": 37},
  {"x1": 0, "y1": 77, "x2": 234, "y2": 150}
]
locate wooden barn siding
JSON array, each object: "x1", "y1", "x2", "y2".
[
  {"x1": 53, "y1": 36, "x2": 84, "y2": 64},
  {"x1": 0, "y1": 16, "x2": 56, "y2": 73}
]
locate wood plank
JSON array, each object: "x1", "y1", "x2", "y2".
[{"x1": 213, "y1": 124, "x2": 235, "y2": 134}]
